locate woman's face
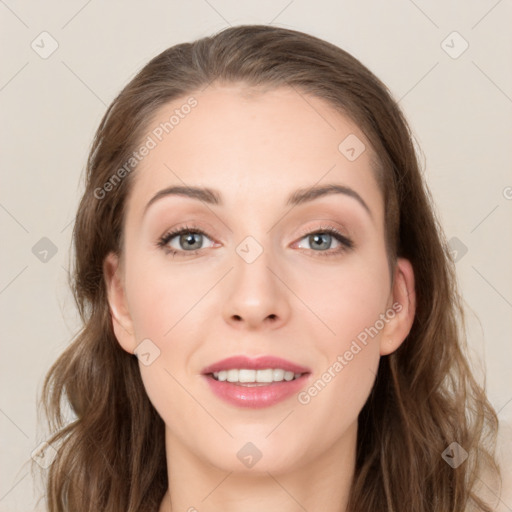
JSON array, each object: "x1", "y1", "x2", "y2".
[{"x1": 104, "y1": 84, "x2": 415, "y2": 474}]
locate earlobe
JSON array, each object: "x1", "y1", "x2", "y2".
[
  {"x1": 103, "y1": 252, "x2": 136, "y2": 354},
  {"x1": 379, "y1": 257, "x2": 416, "y2": 356}
]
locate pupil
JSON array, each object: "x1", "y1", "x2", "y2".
[
  {"x1": 182, "y1": 233, "x2": 201, "y2": 249},
  {"x1": 311, "y1": 233, "x2": 330, "y2": 250}
]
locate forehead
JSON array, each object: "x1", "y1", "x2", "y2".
[{"x1": 125, "y1": 84, "x2": 383, "y2": 222}]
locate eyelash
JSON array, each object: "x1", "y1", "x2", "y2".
[{"x1": 156, "y1": 223, "x2": 354, "y2": 258}]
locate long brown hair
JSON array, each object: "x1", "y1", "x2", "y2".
[{"x1": 34, "y1": 24, "x2": 501, "y2": 511}]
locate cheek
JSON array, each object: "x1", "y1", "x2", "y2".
[
  {"x1": 294, "y1": 253, "x2": 391, "y2": 346},
  {"x1": 124, "y1": 253, "x2": 201, "y2": 341},
  {"x1": 291, "y1": 254, "x2": 388, "y2": 417},
  {"x1": 290, "y1": 269, "x2": 388, "y2": 448},
  {"x1": 124, "y1": 258, "x2": 210, "y2": 443}
]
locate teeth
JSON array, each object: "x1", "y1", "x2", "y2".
[
  {"x1": 257, "y1": 368, "x2": 274, "y2": 383},
  {"x1": 212, "y1": 368, "x2": 302, "y2": 384},
  {"x1": 273, "y1": 369, "x2": 285, "y2": 381},
  {"x1": 226, "y1": 369, "x2": 239, "y2": 382},
  {"x1": 239, "y1": 369, "x2": 256, "y2": 382}
]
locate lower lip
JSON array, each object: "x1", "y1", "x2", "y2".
[{"x1": 203, "y1": 374, "x2": 309, "y2": 408}]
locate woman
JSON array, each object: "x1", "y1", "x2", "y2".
[{"x1": 36, "y1": 24, "x2": 502, "y2": 511}]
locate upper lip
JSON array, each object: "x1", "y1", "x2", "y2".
[{"x1": 201, "y1": 355, "x2": 311, "y2": 375}]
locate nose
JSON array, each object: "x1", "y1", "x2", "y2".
[{"x1": 221, "y1": 246, "x2": 291, "y2": 331}]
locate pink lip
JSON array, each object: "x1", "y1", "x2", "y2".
[
  {"x1": 201, "y1": 355, "x2": 311, "y2": 375},
  {"x1": 201, "y1": 355, "x2": 311, "y2": 409}
]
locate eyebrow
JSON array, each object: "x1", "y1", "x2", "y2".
[{"x1": 143, "y1": 183, "x2": 372, "y2": 219}]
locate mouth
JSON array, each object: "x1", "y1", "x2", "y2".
[
  {"x1": 208, "y1": 368, "x2": 307, "y2": 386},
  {"x1": 201, "y1": 355, "x2": 311, "y2": 408}
]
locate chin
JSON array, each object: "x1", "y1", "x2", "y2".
[{"x1": 197, "y1": 436, "x2": 307, "y2": 475}]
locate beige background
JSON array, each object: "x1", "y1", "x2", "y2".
[{"x1": 1, "y1": 1, "x2": 511, "y2": 510}]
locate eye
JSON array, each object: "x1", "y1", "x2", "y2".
[
  {"x1": 156, "y1": 224, "x2": 216, "y2": 257},
  {"x1": 294, "y1": 225, "x2": 354, "y2": 257},
  {"x1": 156, "y1": 224, "x2": 354, "y2": 258}
]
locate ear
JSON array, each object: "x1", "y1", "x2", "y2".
[
  {"x1": 379, "y1": 257, "x2": 416, "y2": 356},
  {"x1": 103, "y1": 252, "x2": 137, "y2": 354}
]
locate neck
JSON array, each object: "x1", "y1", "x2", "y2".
[{"x1": 159, "y1": 421, "x2": 357, "y2": 512}]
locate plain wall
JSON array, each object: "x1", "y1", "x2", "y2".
[{"x1": 1, "y1": 1, "x2": 511, "y2": 510}]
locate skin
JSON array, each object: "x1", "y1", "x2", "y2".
[{"x1": 104, "y1": 85, "x2": 416, "y2": 512}]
